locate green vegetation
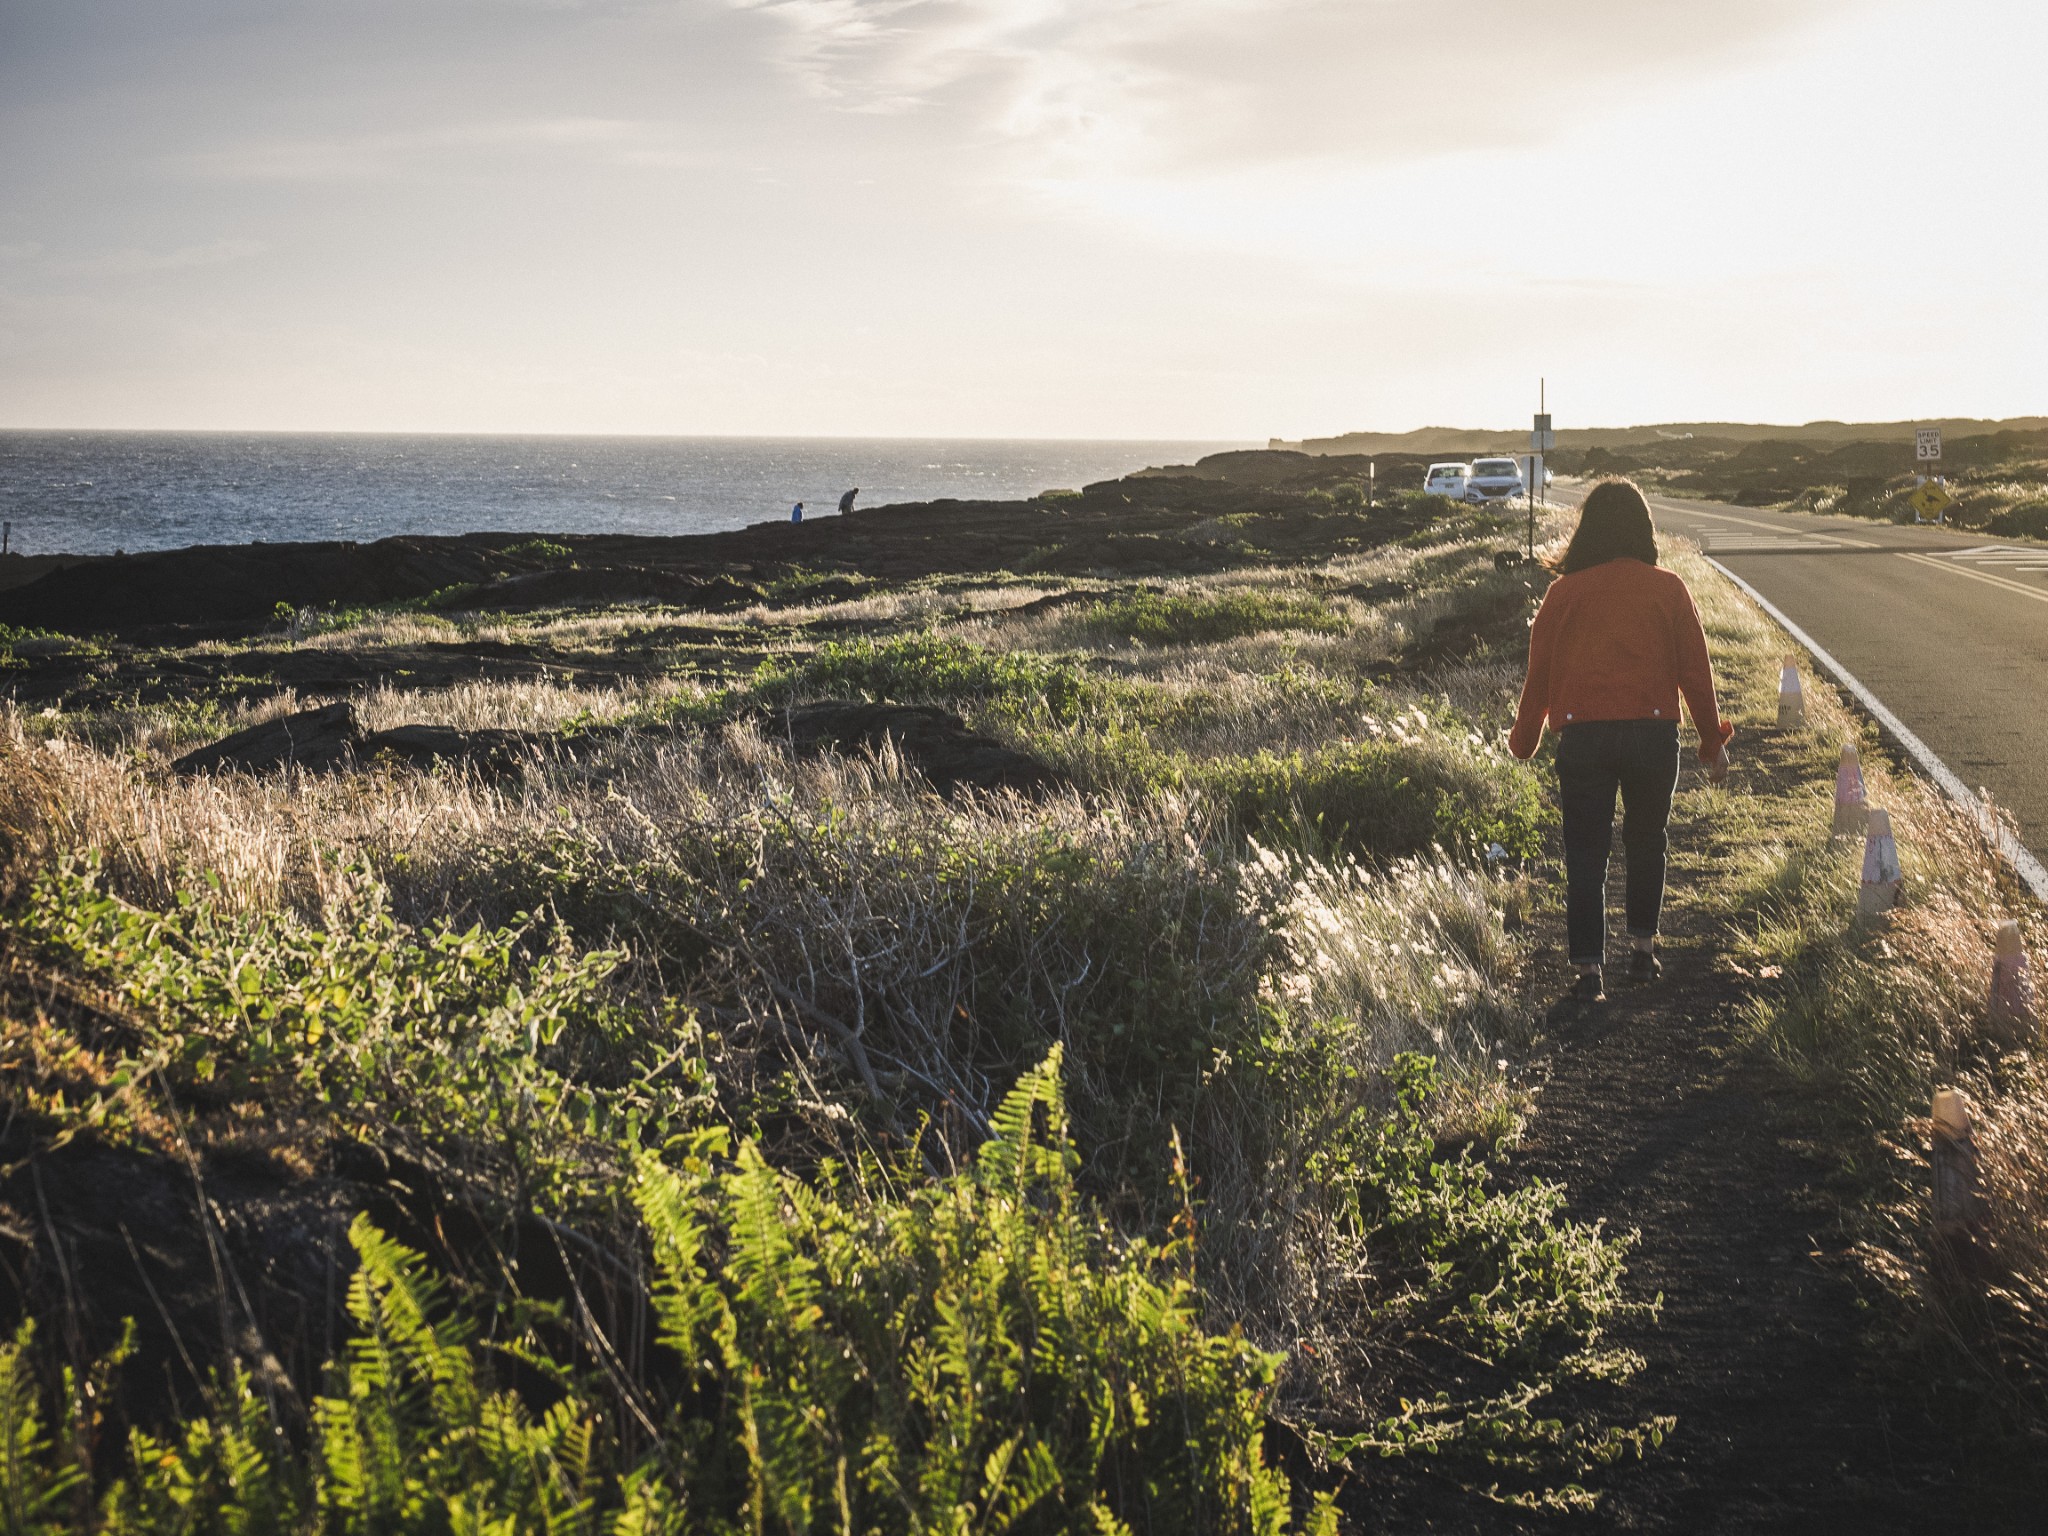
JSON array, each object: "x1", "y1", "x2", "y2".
[
  {"x1": 498, "y1": 537, "x2": 576, "y2": 563},
  {"x1": 0, "y1": 469, "x2": 1665, "y2": 1525},
  {"x1": 1314, "y1": 1055, "x2": 1667, "y2": 1501},
  {"x1": 759, "y1": 631, "x2": 1112, "y2": 727},
  {"x1": 1987, "y1": 501, "x2": 2048, "y2": 540},
  {"x1": 0, "y1": 1057, "x2": 1323, "y2": 1535},
  {"x1": 1208, "y1": 722, "x2": 1544, "y2": 861},
  {"x1": 15, "y1": 857, "x2": 693, "y2": 1204},
  {"x1": 1076, "y1": 590, "x2": 1344, "y2": 647},
  {"x1": 1554, "y1": 426, "x2": 2048, "y2": 531},
  {"x1": 0, "y1": 623, "x2": 80, "y2": 668}
]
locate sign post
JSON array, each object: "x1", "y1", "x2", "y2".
[
  {"x1": 1529, "y1": 393, "x2": 1555, "y2": 561},
  {"x1": 1914, "y1": 428, "x2": 1945, "y2": 523}
]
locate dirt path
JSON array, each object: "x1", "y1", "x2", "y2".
[
  {"x1": 1506, "y1": 867, "x2": 1962, "y2": 1532},
  {"x1": 1354, "y1": 736, "x2": 2018, "y2": 1533}
]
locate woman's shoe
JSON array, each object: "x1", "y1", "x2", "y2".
[
  {"x1": 1572, "y1": 969, "x2": 1606, "y2": 1003},
  {"x1": 1626, "y1": 949, "x2": 1662, "y2": 984}
]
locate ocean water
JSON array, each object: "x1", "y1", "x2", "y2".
[{"x1": 0, "y1": 432, "x2": 1249, "y2": 557}]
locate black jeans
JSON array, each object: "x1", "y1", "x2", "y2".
[{"x1": 1557, "y1": 720, "x2": 1681, "y2": 967}]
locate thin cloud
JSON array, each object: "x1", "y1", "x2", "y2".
[{"x1": 730, "y1": 0, "x2": 1867, "y2": 174}]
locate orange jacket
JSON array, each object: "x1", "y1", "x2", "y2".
[{"x1": 1508, "y1": 558, "x2": 1732, "y2": 763}]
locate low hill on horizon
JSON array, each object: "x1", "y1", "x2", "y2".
[{"x1": 1276, "y1": 415, "x2": 2048, "y2": 456}]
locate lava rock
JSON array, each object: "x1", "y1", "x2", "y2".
[
  {"x1": 360, "y1": 724, "x2": 541, "y2": 774},
  {"x1": 171, "y1": 701, "x2": 363, "y2": 775},
  {"x1": 173, "y1": 703, "x2": 550, "y2": 777},
  {"x1": 768, "y1": 702, "x2": 1065, "y2": 798}
]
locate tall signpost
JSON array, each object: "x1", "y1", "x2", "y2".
[
  {"x1": 1528, "y1": 380, "x2": 1554, "y2": 562},
  {"x1": 1911, "y1": 427, "x2": 1950, "y2": 524}
]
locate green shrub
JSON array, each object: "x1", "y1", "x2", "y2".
[
  {"x1": 758, "y1": 633, "x2": 1114, "y2": 727},
  {"x1": 15, "y1": 859, "x2": 709, "y2": 1202},
  {"x1": 1078, "y1": 590, "x2": 1345, "y2": 647},
  {"x1": 498, "y1": 537, "x2": 575, "y2": 563},
  {"x1": 0, "y1": 623, "x2": 87, "y2": 666},
  {"x1": 1346, "y1": 1056, "x2": 1641, "y2": 1372},
  {"x1": 1296, "y1": 1055, "x2": 1666, "y2": 1493},
  {"x1": 544, "y1": 791, "x2": 1276, "y2": 1194},
  {"x1": 637, "y1": 1048, "x2": 1314, "y2": 1534},
  {"x1": 1206, "y1": 721, "x2": 1544, "y2": 860},
  {"x1": 1987, "y1": 500, "x2": 2048, "y2": 540},
  {"x1": 417, "y1": 582, "x2": 484, "y2": 611},
  {"x1": 1, "y1": 1053, "x2": 1328, "y2": 1536}
]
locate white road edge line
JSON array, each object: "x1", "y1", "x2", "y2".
[{"x1": 1703, "y1": 554, "x2": 2048, "y2": 905}]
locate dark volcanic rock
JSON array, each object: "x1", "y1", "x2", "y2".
[
  {"x1": 1, "y1": 450, "x2": 1455, "y2": 640},
  {"x1": 1, "y1": 537, "x2": 514, "y2": 635},
  {"x1": 172, "y1": 701, "x2": 363, "y2": 774},
  {"x1": 173, "y1": 703, "x2": 547, "y2": 777},
  {"x1": 769, "y1": 702, "x2": 1065, "y2": 798},
  {"x1": 361, "y1": 724, "x2": 541, "y2": 774}
]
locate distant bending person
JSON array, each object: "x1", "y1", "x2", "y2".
[
  {"x1": 1508, "y1": 478, "x2": 1731, "y2": 1005},
  {"x1": 791, "y1": 502, "x2": 804, "y2": 524},
  {"x1": 838, "y1": 488, "x2": 859, "y2": 515}
]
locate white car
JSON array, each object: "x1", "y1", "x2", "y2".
[
  {"x1": 1423, "y1": 462, "x2": 1470, "y2": 498},
  {"x1": 1464, "y1": 458, "x2": 1526, "y2": 504}
]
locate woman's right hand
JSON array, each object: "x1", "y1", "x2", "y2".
[{"x1": 1706, "y1": 745, "x2": 1731, "y2": 784}]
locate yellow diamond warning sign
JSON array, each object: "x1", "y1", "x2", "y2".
[{"x1": 1908, "y1": 481, "x2": 1953, "y2": 520}]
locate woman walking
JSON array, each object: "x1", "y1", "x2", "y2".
[{"x1": 1509, "y1": 479, "x2": 1732, "y2": 1002}]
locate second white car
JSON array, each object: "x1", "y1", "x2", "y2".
[
  {"x1": 1424, "y1": 462, "x2": 1470, "y2": 499},
  {"x1": 1465, "y1": 458, "x2": 1526, "y2": 505}
]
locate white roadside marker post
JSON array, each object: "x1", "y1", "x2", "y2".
[
  {"x1": 1990, "y1": 919, "x2": 2037, "y2": 1030},
  {"x1": 1831, "y1": 741, "x2": 1868, "y2": 837},
  {"x1": 1777, "y1": 656, "x2": 1806, "y2": 728},
  {"x1": 1930, "y1": 1087, "x2": 1980, "y2": 1241},
  {"x1": 1858, "y1": 808, "x2": 1903, "y2": 916}
]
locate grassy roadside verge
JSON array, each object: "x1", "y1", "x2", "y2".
[{"x1": 1660, "y1": 543, "x2": 2048, "y2": 1470}]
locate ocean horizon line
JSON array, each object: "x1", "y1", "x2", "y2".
[{"x1": 0, "y1": 426, "x2": 1259, "y2": 447}]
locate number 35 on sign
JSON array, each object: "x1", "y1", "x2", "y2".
[{"x1": 1916, "y1": 428, "x2": 1942, "y2": 462}]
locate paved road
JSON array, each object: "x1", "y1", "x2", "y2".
[{"x1": 1547, "y1": 483, "x2": 2048, "y2": 869}]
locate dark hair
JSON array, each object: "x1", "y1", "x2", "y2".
[{"x1": 1552, "y1": 478, "x2": 1657, "y2": 574}]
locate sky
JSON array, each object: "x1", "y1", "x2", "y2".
[{"x1": 0, "y1": 0, "x2": 2042, "y2": 440}]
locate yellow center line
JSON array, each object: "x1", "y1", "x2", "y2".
[{"x1": 1896, "y1": 550, "x2": 2048, "y2": 606}]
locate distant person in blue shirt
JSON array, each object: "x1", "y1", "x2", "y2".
[
  {"x1": 838, "y1": 488, "x2": 859, "y2": 515},
  {"x1": 791, "y1": 502, "x2": 804, "y2": 524}
]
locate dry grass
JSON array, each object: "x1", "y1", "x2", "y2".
[
  {"x1": 37, "y1": 674, "x2": 710, "y2": 761},
  {"x1": 1673, "y1": 537, "x2": 2048, "y2": 1436},
  {"x1": 0, "y1": 712, "x2": 511, "y2": 917},
  {"x1": 0, "y1": 683, "x2": 1538, "y2": 1376},
  {"x1": 740, "y1": 582, "x2": 1066, "y2": 630},
  {"x1": 0, "y1": 502, "x2": 1718, "y2": 1506}
]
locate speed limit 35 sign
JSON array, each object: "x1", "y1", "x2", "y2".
[{"x1": 1916, "y1": 428, "x2": 1942, "y2": 462}]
